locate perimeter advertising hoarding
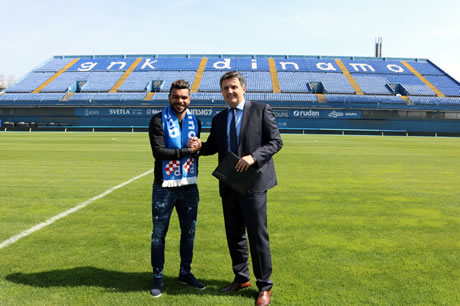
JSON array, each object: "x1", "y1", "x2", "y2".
[
  {"x1": 75, "y1": 108, "x2": 218, "y2": 117},
  {"x1": 75, "y1": 108, "x2": 361, "y2": 120}
]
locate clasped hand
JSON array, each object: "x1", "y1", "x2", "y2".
[{"x1": 187, "y1": 137, "x2": 202, "y2": 153}]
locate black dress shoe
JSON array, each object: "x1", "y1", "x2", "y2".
[{"x1": 220, "y1": 280, "x2": 251, "y2": 293}]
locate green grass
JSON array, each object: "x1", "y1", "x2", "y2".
[{"x1": 1, "y1": 132, "x2": 460, "y2": 305}]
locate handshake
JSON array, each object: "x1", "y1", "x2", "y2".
[
  {"x1": 187, "y1": 137, "x2": 256, "y2": 172},
  {"x1": 187, "y1": 137, "x2": 202, "y2": 153}
]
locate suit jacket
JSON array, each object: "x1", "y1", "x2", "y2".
[{"x1": 201, "y1": 100, "x2": 283, "y2": 196}]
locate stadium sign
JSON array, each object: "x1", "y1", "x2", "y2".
[
  {"x1": 293, "y1": 110, "x2": 320, "y2": 118},
  {"x1": 327, "y1": 110, "x2": 360, "y2": 119},
  {"x1": 75, "y1": 108, "x2": 219, "y2": 117},
  {"x1": 75, "y1": 108, "x2": 157, "y2": 117},
  {"x1": 66, "y1": 57, "x2": 439, "y2": 75},
  {"x1": 291, "y1": 109, "x2": 360, "y2": 119},
  {"x1": 272, "y1": 110, "x2": 289, "y2": 118},
  {"x1": 188, "y1": 108, "x2": 214, "y2": 116}
]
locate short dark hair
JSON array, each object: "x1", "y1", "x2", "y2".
[
  {"x1": 169, "y1": 79, "x2": 190, "y2": 94},
  {"x1": 219, "y1": 71, "x2": 246, "y2": 88}
]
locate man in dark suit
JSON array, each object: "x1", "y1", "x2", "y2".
[{"x1": 193, "y1": 71, "x2": 282, "y2": 306}]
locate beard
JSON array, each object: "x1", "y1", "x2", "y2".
[{"x1": 172, "y1": 102, "x2": 188, "y2": 114}]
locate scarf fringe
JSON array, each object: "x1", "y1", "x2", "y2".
[{"x1": 161, "y1": 177, "x2": 198, "y2": 188}]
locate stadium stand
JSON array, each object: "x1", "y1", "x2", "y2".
[
  {"x1": 353, "y1": 75, "x2": 392, "y2": 95},
  {"x1": 424, "y1": 75, "x2": 460, "y2": 96},
  {"x1": 119, "y1": 71, "x2": 196, "y2": 92},
  {"x1": 6, "y1": 72, "x2": 54, "y2": 92},
  {"x1": 1, "y1": 54, "x2": 460, "y2": 134}
]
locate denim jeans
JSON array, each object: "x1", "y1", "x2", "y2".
[{"x1": 151, "y1": 182, "x2": 199, "y2": 277}]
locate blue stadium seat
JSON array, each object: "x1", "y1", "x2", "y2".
[
  {"x1": 122, "y1": 93, "x2": 148, "y2": 101},
  {"x1": 342, "y1": 59, "x2": 411, "y2": 75},
  {"x1": 411, "y1": 96, "x2": 460, "y2": 105},
  {"x1": 279, "y1": 72, "x2": 355, "y2": 94},
  {"x1": 119, "y1": 71, "x2": 196, "y2": 92},
  {"x1": 0, "y1": 93, "x2": 65, "y2": 103},
  {"x1": 386, "y1": 75, "x2": 435, "y2": 96},
  {"x1": 41, "y1": 72, "x2": 92, "y2": 92},
  {"x1": 407, "y1": 61, "x2": 444, "y2": 75},
  {"x1": 34, "y1": 58, "x2": 76, "y2": 72},
  {"x1": 80, "y1": 72, "x2": 124, "y2": 92},
  {"x1": 424, "y1": 75, "x2": 460, "y2": 96},
  {"x1": 199, "y1": 71, "x2": 227, "y2": 91},
  {"x1": 152, "y1": 92, "x2": 169, "y2": 100},
  {"x1": 190, "y1": 92, "x2": 224, "y2": 101},
  {"x1": 241, "y1": 72, "x2": 273, "y2": 92},
  {"x1": 6, "y1": 72, "x2": 54, "y2": 92},
  {"x1": 353, "y1": 75, "x2": 392, "y2": 95},
  {"x1": 324, "y1": 94, "x2": 406, "y2": 105},
  {"x1": 69, "y1": 93, "x2": 96, "y2": 101}
]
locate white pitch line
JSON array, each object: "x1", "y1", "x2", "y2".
[{"x1": 0, "y1": 169, "x2": 153, "y2": 250}]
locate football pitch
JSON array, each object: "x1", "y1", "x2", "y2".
[{"x1": 1, "y1": 132, "x2": 459, "y2": 305}]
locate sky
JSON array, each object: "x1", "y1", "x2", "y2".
[{"x1": 1, "y1": 0, "x2": 459, "y2": 83}]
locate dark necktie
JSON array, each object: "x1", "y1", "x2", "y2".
[{"x1": 230, "y1": 108, "x2": 238, "y2": 154}]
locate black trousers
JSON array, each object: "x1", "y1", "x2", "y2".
[{"x1": 221, "y1": 189, "x2": 273, "y2": 292}]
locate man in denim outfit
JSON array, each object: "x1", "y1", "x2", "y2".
[{"x1": 148, "y1": 79, "x2": 204, "y2": 297}]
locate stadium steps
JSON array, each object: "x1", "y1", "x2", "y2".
[
  {"x1": 191, "y1": 58, "x2": 208, "y2": 92},
  {"x1": 61, "y1": 92, "x2": 74, "y2": 101},
  {"x1": 109, "y1": 58, "x2": 143, "y2": 93},
  {"x1": 316, "y1": 93, "x2": 327, "y2": 103},
  {"x1": 399, "y1": 95, "x2": 412, "y2": 105},
  {"x1": 144, "y1": 92, "x2": 155, "y2": 101},
  {"x1": 401, "y1": 61, "x2": 445, "y2": 97},
  {"x1": 335, "y1": 59, "x2": 364, "y2": 95},
  {"x1": 32, "y1": 58, "x2": 79, "y2": 93},
  {"x1": 268, "y1": 58, "x2": 281, "y2": 93}
]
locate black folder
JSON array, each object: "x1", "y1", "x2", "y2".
[{"x1": 212, "y1": 152, "x2": 260, "y2": 197}]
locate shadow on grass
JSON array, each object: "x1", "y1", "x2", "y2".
[{"x1": 5, "y1": 266, "x2": 258, "y2": 298}]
